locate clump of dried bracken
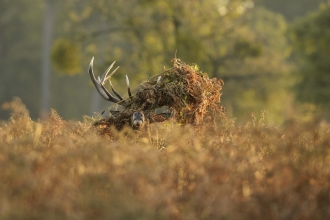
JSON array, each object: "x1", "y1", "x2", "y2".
[
  {"x1": 93, "y1": 58, "x2": 225, "y2": 133},
  {"x1": 2, "y1": 98, "x2": 330, "y2": 220}
]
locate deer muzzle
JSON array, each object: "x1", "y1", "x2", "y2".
[{"x1": 132, "y1": 112, "x2": 145, "y2": 129}]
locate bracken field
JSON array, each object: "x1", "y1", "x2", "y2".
[{"x1": 1, "y1": 98, "x2": 330, "y2": 220}]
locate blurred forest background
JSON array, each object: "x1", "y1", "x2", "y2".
[{"x1": 1, "y1": 0, "x2": 329, "y2": 124}]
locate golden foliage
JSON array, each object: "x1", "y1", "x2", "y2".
[{"x1": 1, "y1": 98, "x2": 330, "y2": 219}]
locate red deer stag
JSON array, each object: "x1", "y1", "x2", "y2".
[{"x1": 89, "y1": 57, "x2": 173, "y2": 130}]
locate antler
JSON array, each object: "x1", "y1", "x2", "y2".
[
  {"x1": 89, "y1": 57, "x2": 129, "y2": 104},
  {"x1": 126, "y1": 75, "x2": 133, "y2": 100},
  {"x1": 89, "y1": 57, "x2": 176, "y2": 130}
]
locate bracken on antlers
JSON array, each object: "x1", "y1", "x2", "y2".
[
  {"x1": 90, "y1": 57, "x2": 225, "y2": 134},
  {"x1": 89, "y1": 57, "x2": 174, "y2": 131}
]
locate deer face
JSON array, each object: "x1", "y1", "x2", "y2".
[{"x1": 132, "y1": 112, "x2": 145, "y2": 130}]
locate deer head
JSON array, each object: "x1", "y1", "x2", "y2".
[{"x1": 89, "y1": 57, "x2": 173, "y2": 130}]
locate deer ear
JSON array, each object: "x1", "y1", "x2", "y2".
[
  {"x1": 109, "y1": 110, "x2": 121, "y2": 118},
  {"x1": 157, "y1": 112, "x2": 174, "y2": 119},
  {"x1": 150, "y1": 114, "x2": 167, "y2": 123},
  {"x1": 149, "y1": 108, "x2": 175, "y2": 123}
]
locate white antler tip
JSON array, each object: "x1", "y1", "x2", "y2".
[
  {"x1": 157, "y1": 76, "x2": 162, "y2": 83},
  {"x1": 126, "y1": 75, "x2": 130, "y2": 85},
  {"x1": 90, "y1": 57, "x2": 94, "y2": 66}
]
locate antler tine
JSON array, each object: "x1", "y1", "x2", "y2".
[
  {"x1": 88, "y1": 57, "x2": 122, "y2": 103},
  {"x1": 156, "y1": 76, "x2": 162, "y2": 84},
  {"x1": 100, "y1": 61, "x2": 116, "y2": 84},
  {"x1": 126, "y1": 75, "x2": 133, "y2": 100},
  {"x1": 108, "y1": 80, "x2": 124, "y2": 102},
  {"x1": 100, "y1": 61, "x2": 124, "y2": 102},
  {"x1": 104, "y1": 65, "x2": 120, "y2": 83}
]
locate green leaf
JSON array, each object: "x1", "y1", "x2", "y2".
[{"x1": 51, "y1": 38, "x2": 82, "y2": 75}]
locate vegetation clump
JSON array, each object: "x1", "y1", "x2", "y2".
[
  {"x1": 93, "y1": 58, "x2": 225, "y2": 133},
  {"x1": 1, "y1": 98, "x2": 330, "y2": 220}
]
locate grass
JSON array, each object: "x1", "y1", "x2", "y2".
[{"x1": 1, "y1": 98, "x2": 330, "y2": 220}]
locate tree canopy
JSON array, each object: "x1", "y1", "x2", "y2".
[
  {"x1": 1, "y1": 0, "x2": 327, "y2": 123},
  {"x1": 49, "y1": 0, "x2": 294, "y2": 123},
  {"x1": 290, "y1": 1, "x2": 330, "y2": 110},
  {"x1": 0, "y1": 0, "x2": 43, "y2": 119},
  {"x1": 262, "y1": 0, "x2": 326, "y2": 21}
]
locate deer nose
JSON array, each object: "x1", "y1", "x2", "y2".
[{"x1": 133, "y1": 119, "x2": 144, "y2": 127}]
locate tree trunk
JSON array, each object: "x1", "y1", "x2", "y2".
[
  {"x1": 40, "y1": 0, "x2": 54, "y2": 119},
  {"x1": 90, "y1": 22, "x2": 108, "y2": 116}
]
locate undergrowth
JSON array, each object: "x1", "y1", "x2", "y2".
[{"x1": 1, "y1": 98, "x2": 330, "y2": 220}]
